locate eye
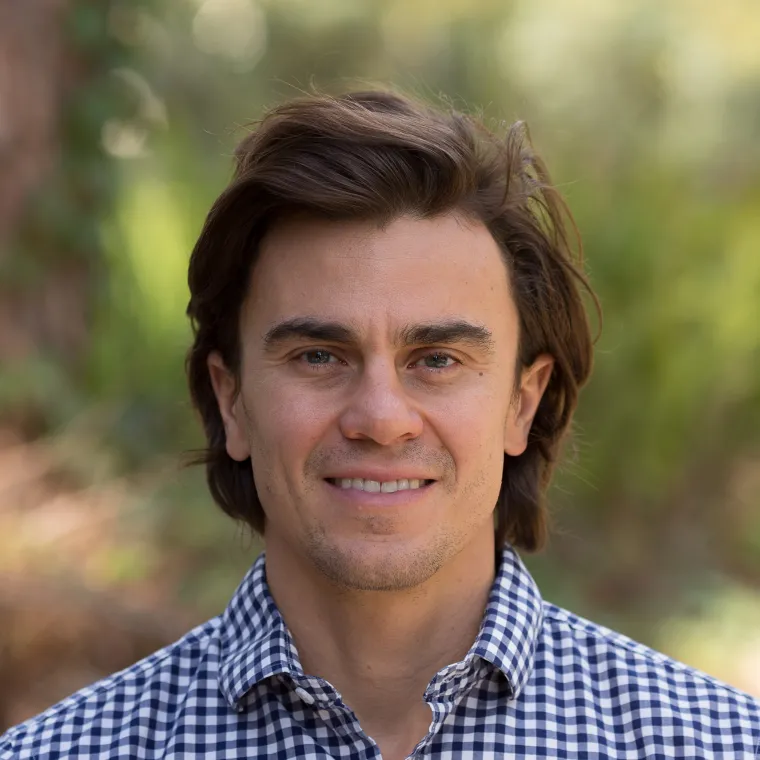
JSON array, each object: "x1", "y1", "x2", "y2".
[
  {"x1": 299, "y1": 349, "x2": 339, "y2": 366},
  {"x1": 413, "y1": 352, "x2": 460, "y2": 370}
]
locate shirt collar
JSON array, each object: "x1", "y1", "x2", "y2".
[
  {"x1": 217, "y1": 553, "x2": 302, "y2": 710},
  {"x1": 470, "y1": 545, "x2": 544, "y2": 699},
  {"x1": 217, "y1": 545, "x2": 543, "y2": 710}
]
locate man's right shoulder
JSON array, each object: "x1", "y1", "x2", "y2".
[{"x1": 0, "y1": 616, "x2": 222, "y2": 760}]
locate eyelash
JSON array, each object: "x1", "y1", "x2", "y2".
[{"x1": 294, "y1": 349, "x2": 461, "y2": 372}]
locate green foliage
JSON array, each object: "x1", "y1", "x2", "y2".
[{"x1": 5, "y1": 0, "x2": 760, "y2": 678}]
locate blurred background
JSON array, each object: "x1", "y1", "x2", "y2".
[{"x1": 1, "y1": 0, "x2": 759, "y2": 728}]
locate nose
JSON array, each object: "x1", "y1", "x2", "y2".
[{"x1": 338, "y1": 358, "x2": 423, "y2": 446}]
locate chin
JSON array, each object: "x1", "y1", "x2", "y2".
[{"x1": 304, "y1": 533, "x2": 455, "y2": 592}]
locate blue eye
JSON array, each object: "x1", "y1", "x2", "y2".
[
  {"x1": 302, "y1": 350, "x2": 335, "y2": 365},
  {"x1": 416, "y1": 353, "x2": 458, "y2": 370}
]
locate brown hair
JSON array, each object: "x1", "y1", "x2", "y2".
[{"x1": 186, "y1": 89, "x2": 597, "y2": 552}]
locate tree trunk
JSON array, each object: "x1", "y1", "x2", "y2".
[{"x1": 0, "y1": 0, "x2": 96, "y2": 435}]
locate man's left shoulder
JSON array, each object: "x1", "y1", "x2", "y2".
[{"x1": 537, "y1": 602, "x2": 760, "y2": 752}]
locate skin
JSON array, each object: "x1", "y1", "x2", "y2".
[{"x1": 209, "y1": 212, "x2": 553, "y2": 759}]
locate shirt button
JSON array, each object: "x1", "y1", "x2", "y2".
[{"x1": 295, "y1": 687, "x2": 315, "y2": 705}]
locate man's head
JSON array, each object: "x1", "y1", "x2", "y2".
[{"x1": 186, "y1": 90, "x2": 595, "y2": 589}]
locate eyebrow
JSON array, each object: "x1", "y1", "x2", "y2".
[
  {"x1": 263, "y1": 318, "x2": 357, "y2": 350},
  {"x1": 262, "y1": 317, "x2": 495, "y2": 355},
  {"x1": 398, "y1": 320, "x2": 495, "y2": 354}
]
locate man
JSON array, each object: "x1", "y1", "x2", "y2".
[{"x1": 1, "y1": 90, "x2": 758, "y2": 759}]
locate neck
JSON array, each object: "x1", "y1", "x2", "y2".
[{"x1": 265, "y1": 535, "x2": 496, "y2": 755}]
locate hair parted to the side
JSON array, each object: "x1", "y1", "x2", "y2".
[{"x1": 186, "y1": 89, "x2": 598, "y2": 553}]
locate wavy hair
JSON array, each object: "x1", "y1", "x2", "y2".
[{"x1": 186, "y1": 90, "x2": 598, "y2": 552}]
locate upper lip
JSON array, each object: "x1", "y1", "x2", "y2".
[{"x1": 324, "y1": 471, "x2": 435, "y2": 482}]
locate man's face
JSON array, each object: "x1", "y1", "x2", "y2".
[{"x1": 209, "y1": 213, "x2": 551, "y2": 590}]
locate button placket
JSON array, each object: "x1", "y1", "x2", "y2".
[
  {"x1": 291, "y1": 675, "x2": 340, "y2": 708},
  {"x1": 407, "y1": 703, "x2": 448, "y2": 759},
  {"x1": 294, "y1": 686, "x2": 315, "y2": 705}
]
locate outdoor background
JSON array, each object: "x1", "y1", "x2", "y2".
[{"x1": 1, "y1": 0, "x2": 759, "y2": 728}]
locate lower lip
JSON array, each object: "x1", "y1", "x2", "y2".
[{"x1": 323, "y1": 479, "x2": 435, "y2": 508}]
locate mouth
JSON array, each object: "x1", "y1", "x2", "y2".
[{"x1": 324, "y1": 477, "x2": 435, "y2": 494}]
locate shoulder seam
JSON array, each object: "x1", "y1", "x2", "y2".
[
  {"x1": 2, "y1": 617, "x2": 221, "y2": 738},
  {"x1": 543, "y1": 602, "x2": 760, "y2": 707}
]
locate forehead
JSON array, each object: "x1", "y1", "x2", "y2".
[{"x1": 245, "y1": 213, "x2": 516, "y2": 341}]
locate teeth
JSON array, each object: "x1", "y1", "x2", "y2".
[{"x1": 332, "y1": 478, "x2": 429, "y2": 492}]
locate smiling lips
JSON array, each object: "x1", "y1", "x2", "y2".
[{"x1": 326, "y1": 477, "x2": 434, "y2": 493}]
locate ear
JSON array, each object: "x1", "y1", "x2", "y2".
[
  {"x1": 207, "y1": 351, "x2": 251, "y2": 461},
  {"x1": 504, "y1": 353, "x2": 555, "y2": 457}
]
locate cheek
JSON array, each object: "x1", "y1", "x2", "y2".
[
  {"x1": 243, "y1": 385, "x2": 336, "y2": 525},
  {"x1": 245, "y1": 381, "x2": 336, "y2": 474},
  {"x1": 432, "y1": 384, "x2": 510, "y2": 477}
]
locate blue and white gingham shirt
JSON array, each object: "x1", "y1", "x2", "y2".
[{"x1": 2, "y1": 546, "x2": 759, "y2": 758}]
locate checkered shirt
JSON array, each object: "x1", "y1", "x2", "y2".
[{"x1": 2, "y1": 546, "x2": 759, "y2": 758}]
